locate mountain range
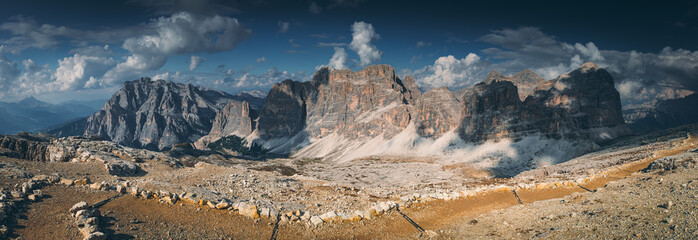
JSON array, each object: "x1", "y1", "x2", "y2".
[
  {"x1": 0, "y1": 96, "x2": 101, "y2": 134},
  {"x1": 42, "y1": 62, "x2": 696, "y2": 167}
]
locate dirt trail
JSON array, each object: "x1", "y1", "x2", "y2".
[{"x1": 384, "y1": 136, "x2": 698, "y2": 239}]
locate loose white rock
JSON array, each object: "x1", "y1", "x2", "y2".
[
  {"x1": 70, "y1": 202, "x2": 89, "y2": 215},
  {"x1": 310, "y1": 216, "x2": 323, "y2": 226}
]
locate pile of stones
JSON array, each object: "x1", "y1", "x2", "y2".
[{"x1": 69, "y1": 201, "x2": 107, "y2": 240}]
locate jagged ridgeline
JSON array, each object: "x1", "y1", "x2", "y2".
[
  {"x1": 47, "y1": 78, "x2": 265, "y2": 151},
  {"x1": 47, "y1": 63, "x2": 631, "y2": 164}
]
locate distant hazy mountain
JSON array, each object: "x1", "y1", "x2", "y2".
[
  {"x1": 0, "y1": 96, "x2": 100, "y2": 134},
  {"x1": 624, "y1": 93, "x2": 698, "y2": 133}
]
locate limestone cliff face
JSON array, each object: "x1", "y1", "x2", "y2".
[
  {"x1": 484, "y1": 69, "x2": 546, "y2": 101},
  {"x1": 0, "y1": 134, "x2": 50, "y2": 162},
  {"x1": 256, "y1": 79, "x2": 318, "y2": 139},
  {"x1": 415, "y1": 87, "x2": 461, "y2": 138},
  {"x1": 402, "y1": 75, "x2": 422, "y2": 104},
  {"x1": 533, "y1": 63, "x2": 631, "y2": 141},
  {"x1": 458, "y1": 63, "x2": 630, "y2": 143},
  {"x1": 83, "y1": 78, "x2": 247, "y2": 150},
  {"x1": 305, "y1": 65, "x2": 413, "y2": 139},
  {"x1": 256, "y1": 65, "x2": 415, "y2": 143},
  {"x1": 194, "y1": 100, "x2": 257, "y2": 149}
]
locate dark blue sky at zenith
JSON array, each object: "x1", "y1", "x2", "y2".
[{"x1": 0, "y1": 0, "x2": 696, "y2": 105}]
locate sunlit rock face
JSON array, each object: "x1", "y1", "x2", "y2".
[
  {"x1": 415, "y1": 87, "x2": 461, "y2": 138},
  {"x1": 254, "y1": 62, "x2": 630, "y2": 155},
  {"x1": 306, "y1": 65, "x2": 414, "y2": 139},
  {"x1": 257, "y1": 65, "x2": 416, "y2": 141}
]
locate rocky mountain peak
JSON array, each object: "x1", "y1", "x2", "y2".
[
  {"x1": 402, "y1": 75, "x2": 422, "y2": 103},
  {"x1": 328, "y1": 65, "x2": 398, "y2": 85},
  {"x1": 483, "y1": 69, "x2": 545, "y2": 100},
  {"x1": 18, "y1": 96, "x2": 51, "y2": 108},
  {"x1": 512, "y1": 69, "x2": 540, "y2": 80},
  {"x1": 579, "y1": 62, "x2": 599, "y2": 72},
  {"x1": 312, "y1": 67, "x2": 331, "y2": 84},
  {"x1": 484, "y1": 71, "x2": 506, "y2": 83},
  {"x1": 79, "y1": 78, "x2": 253, "y2": 150}
]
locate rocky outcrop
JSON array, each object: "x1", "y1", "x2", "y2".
[
  {"x1": 257, "y1": 79, "x2": 317, "y2": 140},
  {"x1": 82, "y1": 78, "x2": 253, "y2": 150},
  {"x1": 0, "y1": 133, "x2": 50, "y2": 162},
  {"x1": 0, "y1": 133, "x2": 181, "y2": 176},
  {"x1": 415, "y1": 87, "x2": 461, "y2": 138},
  {"x1": 195, "y1": 101, "x2": 257, "y2": 149},
  {"x1": 304, "y1": 65, "x2": 413, "y2": 139},
  {"x1": 533, "y1": 63, "x2": 631, "y2": 141},
  {"x1": 458, "y1": 81, "x2": 575, "y2": 142},
  {"x1": 104, "y1": 160, "x2": 138, "y2": 176},
  {"x1": 256, "y1": 65, "x2": 415, "y2": 152},
  {"x1": 485, "y1": 69, "x2": 547, "y2": 101},
  {"x1": 458, "y1": 63, "x2": 630, "y2": 143}
]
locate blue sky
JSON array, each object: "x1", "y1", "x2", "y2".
[{"x1": 0, "y1": 0, "x2": 697, "y2": 105}]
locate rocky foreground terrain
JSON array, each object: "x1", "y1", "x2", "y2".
[{"x1": 0, "y1": 122, "x2": 696, "y2": 239}]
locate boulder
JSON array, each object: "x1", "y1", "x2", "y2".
[
  {"x1": 237, "y1": 202, "x2": 259, "y2": 218},
  {"x1": 115, "y1": 185, "x2": 126, "y2": 194},
  {"x1": 215, "y1": 201, "x2": 230, "y2": 209},
  {"x1": 319, "y1": 211, "x2": 338, "y2": 221},
  {"x1": 60, "y1": 178, "x2": 74, "y2": 186},
  {"x1": 84, "y1": 231, "x2": 107, "y2": 240},
  {"x1": 104, "y1": 160, "x2": 138, "y2": 176},
  {"x1": 310, "y1": 216, "x2": 323, "y2": 226},
  {"x1": 69, "y1": 201, "x2": 89, "y2": 215}
]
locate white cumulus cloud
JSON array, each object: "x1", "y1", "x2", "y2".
[
  {"x1": 53, "y1": 54, "x2": 116, "y2": 90},
  {"x1": 349, "y1": 21, "x2": 382, "y2": 66},
  {"x1": 329, "y1": 47, "x2": 348, "y2": 69},
  {"x1": 413, "y1": 53, "x2": 483, "y2": 89},
  {"x1": 188, "y1": 55, "x2": 205, "y2": 71},
  {"x1": 98, "y1": 12, "x2": 250, "y2": 87},
  {"x1": 122, "y1": 12, "x2": 250, "y2": 55}
]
